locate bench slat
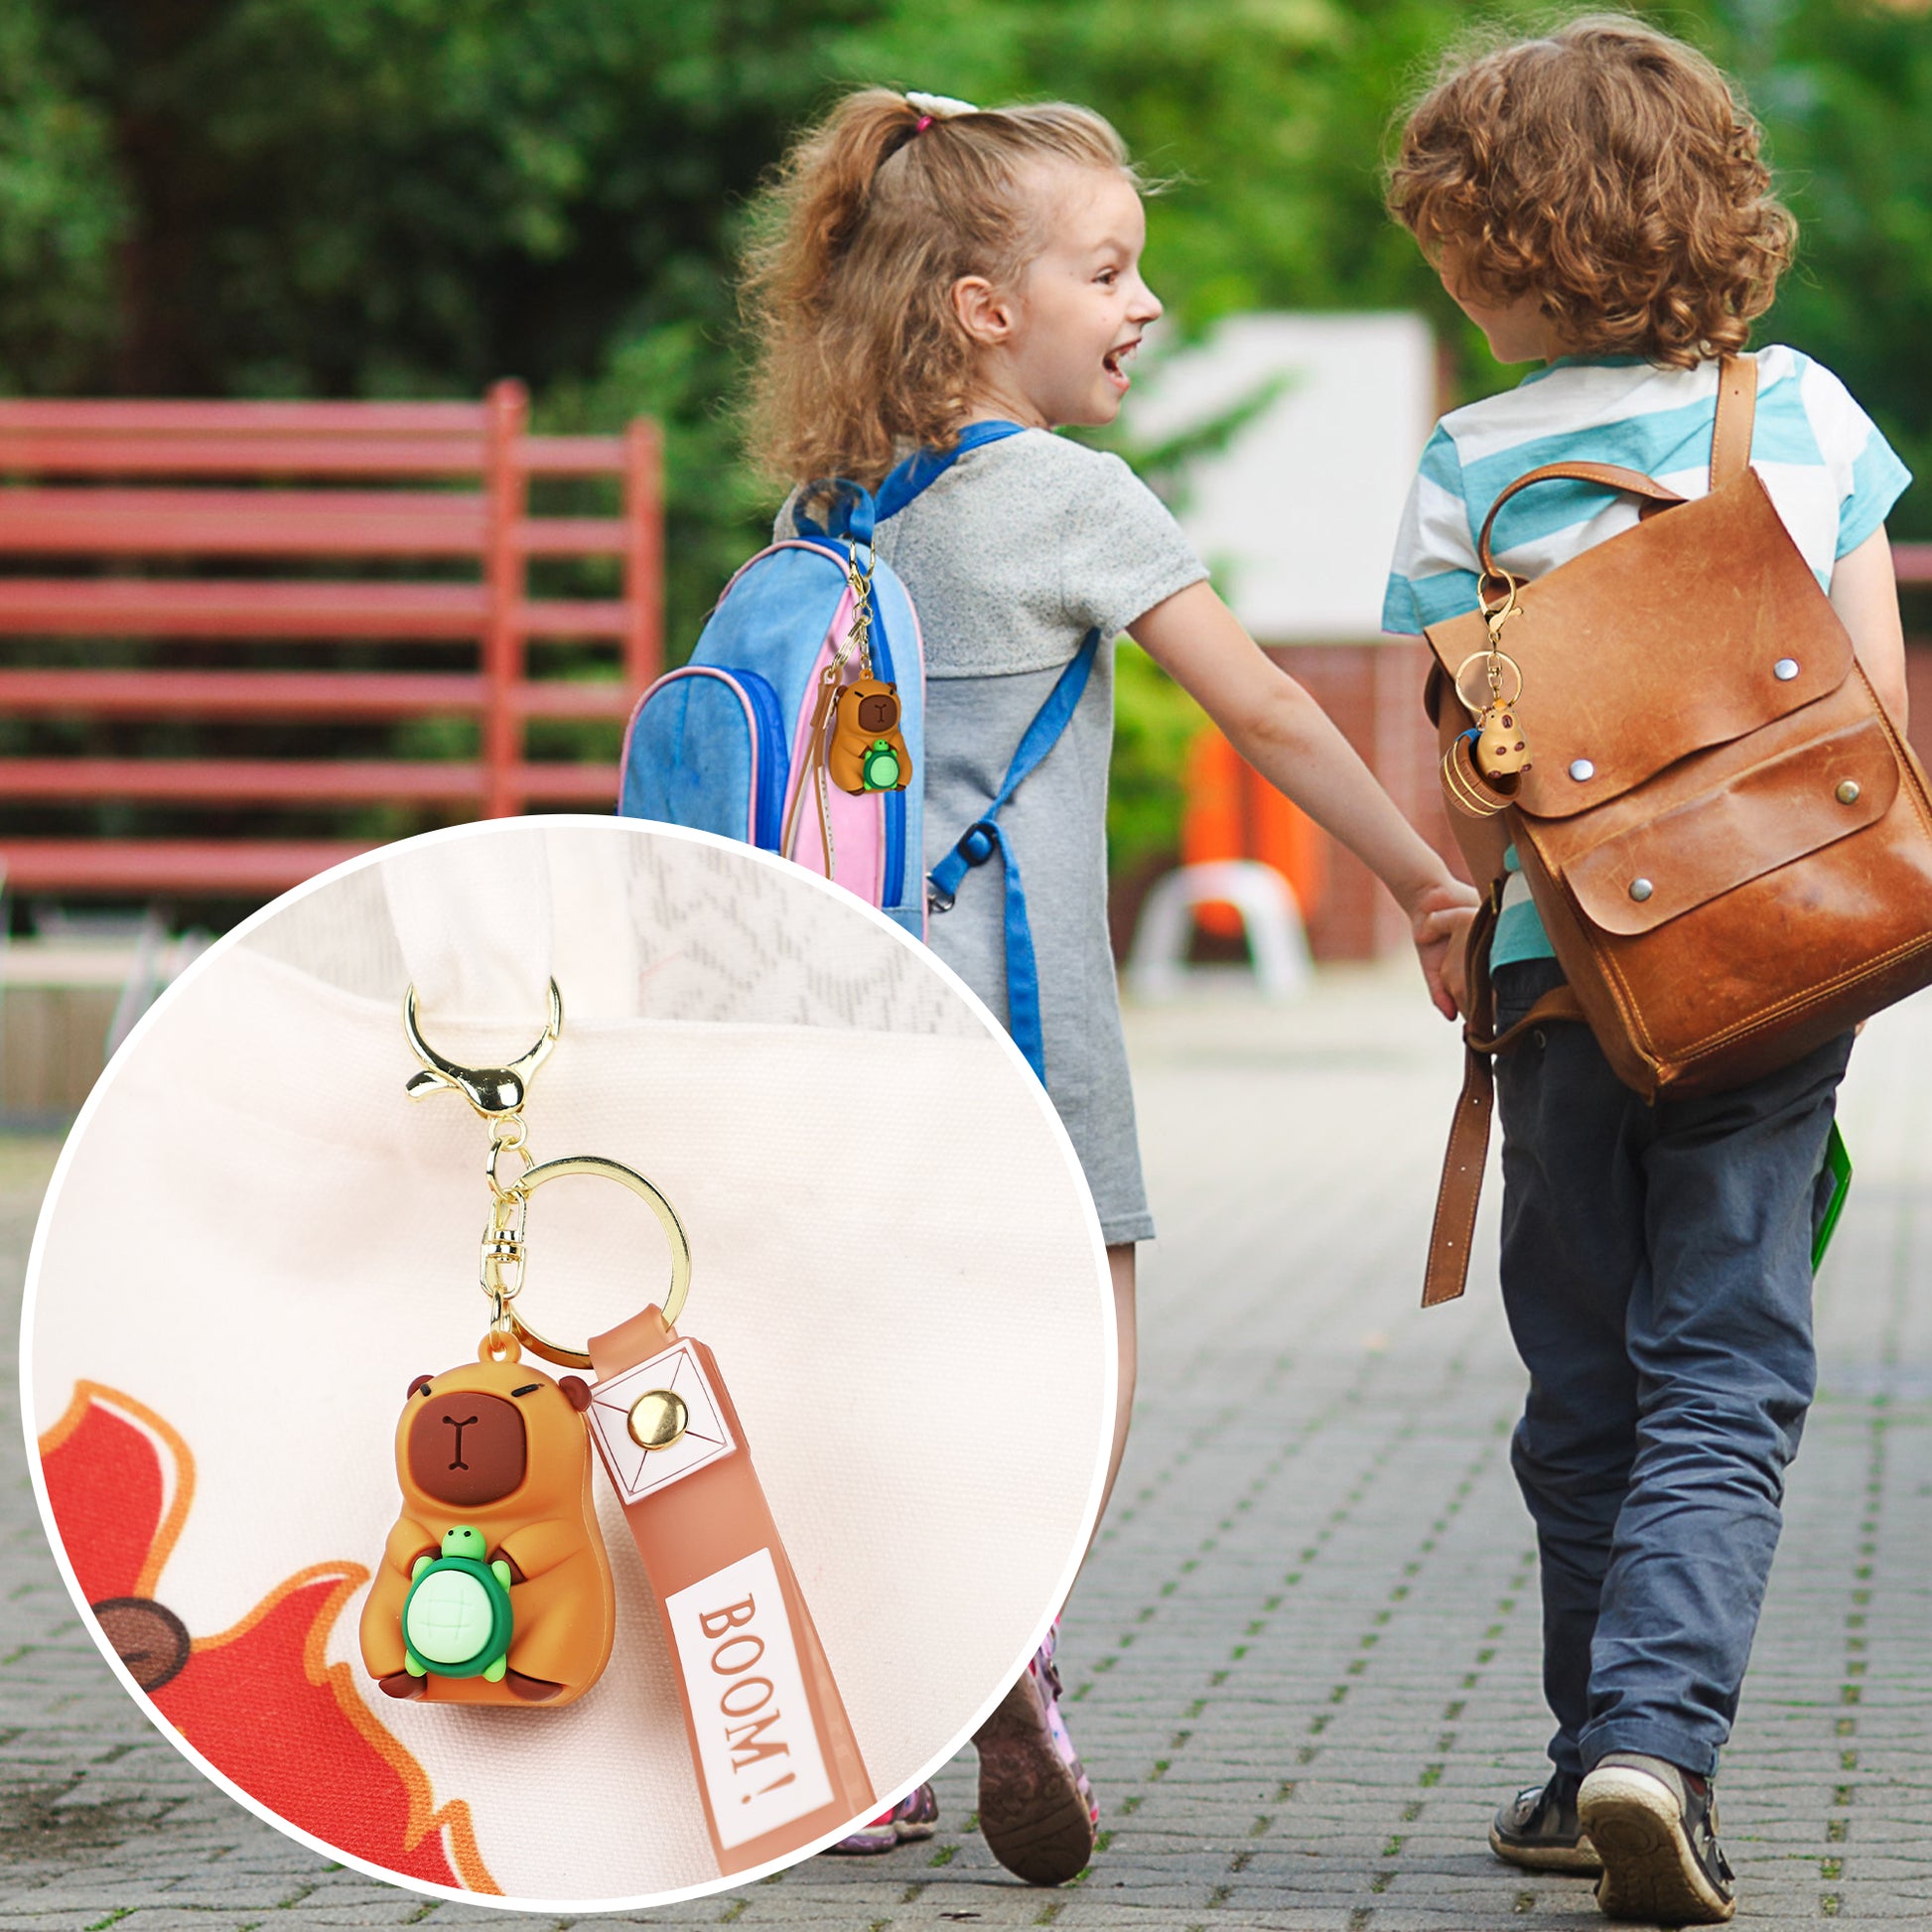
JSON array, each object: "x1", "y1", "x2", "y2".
[
  {"x1": 515, "y1": 599, "x2": 630, "y2": 638},
  {"x1": 0, "y1": 669, "x2": 633, "y2": 719},
  {"x1": 0, "y1": 490, "x2": 628, "y2": 559},
  {"x1": 0, "y1": 579, "x2": 489, "y2": 635},
  {"x1": 0, "y1": 759, "x2": 618, "y2": 803},
  {"x1": 0, "y1": 433, "x2": 627, "y2": 479},
  {"x1": 0, "y1": 436, "x2": 497, "y2": 478},
  {"x1": 0, "y1": 838, "x2": 373, "y2": 894},
  {"x1": 0, "y1": 400, "x2": 489, "y2": 433},
  {"x1": 0, "y1": 487, "x2": 486, "y2": 555}
]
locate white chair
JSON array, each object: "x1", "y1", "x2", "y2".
[{"x1": 1128, "y1": 859, "x2": 1311, "y2": 1001}]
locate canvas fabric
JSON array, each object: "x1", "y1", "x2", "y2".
[{"x1": 29, "y1": 820, "x2": 1110, "y2": 1905}]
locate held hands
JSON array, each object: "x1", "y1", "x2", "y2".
[{"x1": 1405, "y1": 878, "x2": 1480, "y2": 1020}]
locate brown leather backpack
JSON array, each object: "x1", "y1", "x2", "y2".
[{"x1": 1422, "y1": 355, "x2": 1932, "y2": 1307}]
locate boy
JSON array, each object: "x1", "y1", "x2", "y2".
[{"x1": 1383, "y1": 16, "x2": 1911, "y2": 1925}]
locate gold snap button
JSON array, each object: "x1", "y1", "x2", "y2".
[
  {"x1": 626, "y1": 1388, "x2": 689, "y2": 1450},
  {"x1": 1836, "y1": 779, "x2": 1862, "y2": 805}
]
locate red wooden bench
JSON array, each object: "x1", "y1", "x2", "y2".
[{"x1": 0, "y1": 382, "x2": 660, "y2": 899}]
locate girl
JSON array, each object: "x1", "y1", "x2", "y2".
[{"x1": 743, "y1": 86, "x2": 1477, "y2": 1884}]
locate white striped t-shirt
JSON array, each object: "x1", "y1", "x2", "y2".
[{"x1": 1383, "y1": 345, "x2": 1912, "y2": 965}]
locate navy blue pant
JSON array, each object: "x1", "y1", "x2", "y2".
[{"x1": 1492, "y1": 958, "x2": 1852, "y2": 1783}]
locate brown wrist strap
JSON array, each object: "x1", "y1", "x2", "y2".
[
  {"x1": 1423, "y1": 897, "x2": 1584, "y2": 1307},
  {"x1": 585, "y1": 1307, "x2": 874, "y2": 1871}
]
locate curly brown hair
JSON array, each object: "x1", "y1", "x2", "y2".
[
  {"x1": 741, "y1": 88, "x2": 1135, "y2": 488},
  {"x1": 1387, "y1": 14, "x2": 1795, "y2": 368}
]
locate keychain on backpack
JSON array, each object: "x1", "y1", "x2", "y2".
[
  {"x1": 361, "y1": 978, "x2": 876, "y2": 1871},
  {"x1": 826, "y1": 540, "x2": 911, "y2": 795},
  {"x1": 1443, "y1": 571, "x2": 1531, "y2": 813}
]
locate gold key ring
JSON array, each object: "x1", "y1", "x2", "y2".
[
  {"x1": 503, "y1": 1154, "x2": 694, "y2": 1367},
  {"x1": 1452, "y1": 648, "x2": 1525, "y2": 718}
]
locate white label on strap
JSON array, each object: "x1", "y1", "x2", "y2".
[
  {"x1": 586, "y1": 1340, "x2": 735, "y2": 1504},
  {"x1": 664, "y1": 1547, "x2": 834, "y2": 1850}
]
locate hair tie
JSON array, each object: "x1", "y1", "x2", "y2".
[{"x1": 905, "y1": 90, "x2": 979, "y2": 123}]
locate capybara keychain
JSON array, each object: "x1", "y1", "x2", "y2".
[
  {"x1": 361, "y1": 979, "x2": 875, "y2": 1871},
  {"x1": 358, "y1": 982, "x2": 615, "y2": 1707}
]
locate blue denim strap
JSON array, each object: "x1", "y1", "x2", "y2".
[
  {"x1": 926, "y1": 626, "x2": 1101, "y2": 1083},
  {"x1": 875, "y1": 420, "x2": 1025, "y2": 522},
  {"x1": 793, "y1": 422, "x2": 1024, "y2": 543}
]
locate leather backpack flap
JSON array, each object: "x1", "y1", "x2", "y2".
[
  {"x1": 1424, "y1": 465, "x2": 1852, "y2": 824},
  {"x1": 1514, "y1": 674, "x2": 1932, "y2": 1093}
]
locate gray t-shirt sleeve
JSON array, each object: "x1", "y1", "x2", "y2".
[{"x1": 1057, "y1": 451, "x2": 1208, "y2": 641}]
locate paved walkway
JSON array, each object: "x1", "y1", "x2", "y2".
[{"x1": 6, "y1": 969, "x2": 1930, "y2": 1929}]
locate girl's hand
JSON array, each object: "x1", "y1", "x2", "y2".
[{"x1": 1406, "y1": 881, "x2": 1479, "y2": 1020}]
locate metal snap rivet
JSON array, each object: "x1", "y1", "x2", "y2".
[
  {"x1": 1569, "y1": 759, "x2": 1595, "y2": 782},
  {"x1": 1836, "y1": 779, "x2": 1862, "y2": 805},
  {"x1": 1773, "y1": 658, "x2": 1800, "y2": 681},
  {"x1": 1628, "y1": 878, "x2": 1654, "y2": 902},
  {"x1": 627, "y1": 1388, "x2": 689, "y2": 1451}
]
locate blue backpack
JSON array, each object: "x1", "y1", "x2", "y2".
[{"x1": 619, "y1": 422, "x2": 1098, "y2": 1081}]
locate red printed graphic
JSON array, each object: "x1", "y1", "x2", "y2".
[{"x1": 38, "y1": 1382, "x2": 497, "y2": 1894}]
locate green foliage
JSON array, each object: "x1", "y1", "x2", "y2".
[
  {"x1": 1109, "y1": 643, "x2": 1205, "y2": 889},
  {"x1": 0, "y1": 0, "x2": 125, "y2": 390},
  {"x1": 0, "y1": 0, "x2": 1927, "y2": 884}
]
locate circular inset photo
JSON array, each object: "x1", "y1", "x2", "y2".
[{"x1": 22, "y1": 816, "x2": 1114, "y2": 1911}]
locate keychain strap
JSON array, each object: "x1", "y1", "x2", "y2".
[{"x1": 585, "y1": 1308, "x2": 875, "y2": 1870}]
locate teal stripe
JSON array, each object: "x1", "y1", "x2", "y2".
[
  {"x1": 1489, "y1": 844, "x2": 1554, "y2": 966},
  {"x1": 1380, "y1": 574, "x2": 1420, "y2": 634},
  {"x1": 1382, "y1": 567, "x2": 1480, "y2": 633},
  {"x1": 1839, "y1": 435, "x2": 1912, "y2": 557},
  {"x1": 1418, "y1": 422, "x2": 1462, "y2": 493},
  {"x1": 1461, "y1": 368, "x2": 1818, "y2": 562},
  {"x1": 1490, "y1": 897, "x2": 1556, "y2": 967}
]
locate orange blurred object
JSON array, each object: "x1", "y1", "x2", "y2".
[{"x1": 1180, "y1": 727, "x2": 1325, "y2": 936}]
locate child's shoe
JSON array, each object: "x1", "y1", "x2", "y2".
[
  {"x1": 1579, "y1": 1752, "x2": 1735, "y2": 1924},
  {"x1": 973, "y1": 1622, "x2": 1098, "y2": 1886},
  {"x1": 825, "y1": 1781, "x2": 939, "y2": 1856},
  {"x1": 1488, "y1": 1771, "x2": 1599, "y2": 1872}
]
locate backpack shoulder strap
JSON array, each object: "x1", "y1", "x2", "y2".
[
  {"x1": 925, "y1": 626, "x2": 1102, "y2": 1084},
  {"x1": 1709, "y1": 353, "x2": 1757, "y2": 489},
  {"x1": 876, "y1": 420, "x2": 1026, "y2": 522}
]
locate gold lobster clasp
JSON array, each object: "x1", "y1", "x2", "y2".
[{"x1": 402, "y1": 978, "x2": 563, "y2": 1116}]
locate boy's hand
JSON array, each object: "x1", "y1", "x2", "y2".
[{"x1": 1406, "y1": 880, "x2": 1479, "y2": 1020}]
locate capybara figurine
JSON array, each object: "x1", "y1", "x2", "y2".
[
  {"x1": 828, "y1": 679, "x2": 911, "y2": 793},
  {"x1": 359, "y1": 1351, "x2": 614, "y2": 1706}
]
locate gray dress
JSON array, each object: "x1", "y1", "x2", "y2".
[{"x1": 781, "y1": 429, "x2": 1205, "y2": 1242}]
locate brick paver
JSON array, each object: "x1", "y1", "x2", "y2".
[{"x1": 5, "y1": 971, "x2": 1929, "y2": 1929}]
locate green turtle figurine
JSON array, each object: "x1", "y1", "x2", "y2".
[{"x1": 400, "y1": 1525, "x2": 514, "y2": 1684}]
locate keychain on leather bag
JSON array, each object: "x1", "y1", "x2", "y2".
[
  {"x1": 358, "y1": 981, "x2": 875, "y2": 1871},
  {"x1": 1442, "y1": 571, "x2": 1531, "y2": 818}
]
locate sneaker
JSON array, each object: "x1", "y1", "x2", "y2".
[
  {"x1": 1579, "y1": 1752, "x2": 1736, "y2": 1925},
  {"x1": 826, "y1": 1782, "x2": 940, "y2": 1856},
  {"x1": 1489, "y1": 1773, "x2": 1600, "y2": 1873},
  {"x1": 973, "y1": 1623, "x2": 1098, "y2": 1886}
]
